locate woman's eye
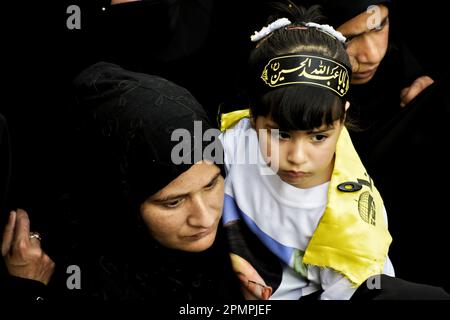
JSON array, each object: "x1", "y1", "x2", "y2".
[
  {"x1": 164, "y1": 199, "x2": 184, "y2": 208},
  {"x1": 345, "y1": 36, "x2": 355, "y2": 43},
  {"x1": 374, "y1": 18, "x2": 389, "y2": 31},
  {"x1": 205, "y1": 178, "x2": 218, "y2": 190},
  {"x1": 374, "y1": 24, "x2": 384, "y2": 31},
  {"x1": 312, "y1": 134, "x2": 327, "y2": 142}
]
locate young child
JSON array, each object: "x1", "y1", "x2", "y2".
[{"x1": 219, "y1": 4, "x2": 394, "y2": 300}]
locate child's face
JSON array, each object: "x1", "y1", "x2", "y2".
[{"x1": 254, "y1": 116, "x2": 344, "y2": 189}]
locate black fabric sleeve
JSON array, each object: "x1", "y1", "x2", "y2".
[
  {"x1": 0, "y1": 114, "x2": 11, "y2": 220},
  {"x1": 0, "y1": 259, "x2": 49, "y2": 303},
  {"x1": 351, "y1": 275, "x2": 450, "y2": 300}
]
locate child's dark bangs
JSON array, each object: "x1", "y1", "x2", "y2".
[{"x1": 263, "y1": 86, "x2": 344, "y2": 131}]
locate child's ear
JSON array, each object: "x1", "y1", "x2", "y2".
[{"x1": 345, "y1": 101, "x2": 350, "y2": 111}]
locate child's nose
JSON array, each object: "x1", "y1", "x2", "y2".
[{"x1": 286, "y1": 141, "x2": 306, "y2": 165}]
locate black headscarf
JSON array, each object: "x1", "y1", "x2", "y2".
[
  {"x1": 299, "y1": 0, "x2": 391, "y2": 27},
  {"x1": 74, "y1": 62, "x2": 220, "y2": 205},
  {"x1": 72, "y1": 62, "x2": 241, "y2": 301}
]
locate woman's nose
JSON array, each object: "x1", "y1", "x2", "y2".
[{"x1": 187, "y1": 195, "x2": 216, "y2": 228}]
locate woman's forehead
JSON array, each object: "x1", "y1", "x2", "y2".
[
  {"x1": 337, "y1": 4, "x2": 389, "y2": 35},
  {"x1": 151, "y1": 162, "x2": 220, "y2": 200}
]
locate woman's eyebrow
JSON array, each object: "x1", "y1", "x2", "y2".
[
  {"x1": 152, "y1": 193, "x2": 186, "y2": 204},
  {"x1": 345, "y1": 15, "x2": 389, "y2": 38},
  {"x1": 203, "y1": 172, "x2": 221, "y2": 186},
  {"x1": 152, "y1": 172, "x2": 221, "y2": 203}
]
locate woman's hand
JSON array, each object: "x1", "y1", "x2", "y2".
[
  {"x1": 400, "y1": 76, "x2": 434, "y2": 107},
  {"x1": 2, "y1": 209, "x2": 55, "y2": 285}
]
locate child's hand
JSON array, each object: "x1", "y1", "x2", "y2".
[{"x1": 230, "y1": 253, "x2": 272, "y2": 300}]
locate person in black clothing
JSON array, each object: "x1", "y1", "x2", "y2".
[
  {"x1": 1, "y1": 114, "x2": 56, "y2": 302},
  {"x1": 71, "y1": 61, "x2": 242, "y2": 301},
  {"x1": 1, "y1": 62, "x2": 242, "y2": 302},
  {"x1": 1, "y1": 209, "x2": 55, "y2": 302},
  {"x1": 293, "y1": 0, "x2": 434, "y2": 159},
  {"x1": 294, "y1": 0, "x2": 450, "y2": 291}
]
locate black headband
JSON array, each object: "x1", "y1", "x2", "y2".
[{"x1": 260, "y1": 54, "x2": 351, "y2": 97}]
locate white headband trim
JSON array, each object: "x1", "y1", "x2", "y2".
[
  {"x1": 304, "y1": 22, "x2": 347, "y2": 43},
  {"x1": 250, "y1": 18, "x2": 292, "y2": 42},
  {"x1": 250, "y1": 18, "x2": 347, "y2": 44}
]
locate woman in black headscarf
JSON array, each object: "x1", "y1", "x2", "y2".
[
  {"x1": 294, "y1": 0, "x2": 432, "y2": 155},
  {"x1": 1, "y1": 62, "x2": 242, "y2": 302},
  {"x1": 71, "y1": 61, "x2": 242, "y2": 301}
]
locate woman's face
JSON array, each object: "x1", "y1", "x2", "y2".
[
  {"x1": 140, "y1": 161, "x2": 224, "y2": 252},
  {"x1": 337, "y1": 4, "x2": 390, "y2": 84}
]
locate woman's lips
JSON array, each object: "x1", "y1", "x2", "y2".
[
  {"x1": 184, "y1": 228, "x2": 213, "y2": 240},
  {"x1": 353, "y1": 68, "x2": 376, "y2": 79}
]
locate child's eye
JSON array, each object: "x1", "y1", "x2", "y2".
[
  {"x1": 279, "y1": 131, "x2": 291, "y2": 140},
  {"x1": 163, "y1": 198, "x2": 184, "y2": 209},
  {"x1": 270, "y1": 129, "x2": 291, "y2": 141},
  {"x1": 311, "y1": 134, "x2": 327, "y2": 142}
]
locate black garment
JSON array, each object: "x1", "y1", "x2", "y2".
[
  {"x1": 1, "y1": 61, "x2": 244, "y2": 303},
  {"x1": 84, "y1": 225, "x2": 243, "y2": 301},
  {"x1": 0, "y1": 263, "x2": 49, "y2": 303},
  {"x1": 363, "y1": 75, "x2": 450, "y2": 292},
  {"x1": 70, "y1": 61, "x2": 243, "y2": 301},
  {"x1": 0, "y1": 114, "x2": 49, "y2": 303},
  {"x1": 0, "y1": 114, "x2": 11, "y2": 220},
  {"x1": 73, "y1": 61, "x2": 217, "y2": 204},
  {"x1": 347, "y1": 42, "x2": 424, "y2": 163},
  {"x1": 76, "y1": 0, "x2": 271, "y2": 121},
  {"x1": 346, "y1": 43, "x2": 450, "y2": 292},
  {"x1": 351, "y1": 275, "x2": 450, "y2": 300}
]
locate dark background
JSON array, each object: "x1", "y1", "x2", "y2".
[{"x1": 1, "y1": 0, "x2": 448, "y2": 290}]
